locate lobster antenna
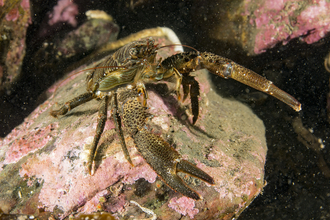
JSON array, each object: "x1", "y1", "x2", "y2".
[{"x1": 159, "y1": 44, "x2": 198, "y2": 52}]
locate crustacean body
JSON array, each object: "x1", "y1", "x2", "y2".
[
  {"x1": 50, "y1": 37, "x2": 301, "y2": 199},
  {"x1": 116, "y1": 87, "x2": 214, "y2": 199}
]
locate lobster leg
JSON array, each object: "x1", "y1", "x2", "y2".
[
  {"x1": 118, "y1": 88, "x2": 214, "y2": 200},
  {"x1": 50, "y1": 92, "x2": 94, "y2": 117},
  {"x1": 136, "y1": 83, "x2": 148, "y2": 107},
  {"x1": 182, "y1": 75, "x2": 200, "y2": 124},
  {"x1": 173, "y1": 68, "x2": 183, "y2": 101},
  {"x1": 87, "y1": 96, "x2": 109, "y2": 175},
  {"x1": 113, "y1": 92, "x2": 134, "y2": 167}
]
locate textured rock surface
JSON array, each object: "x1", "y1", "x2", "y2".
[
  {"x1": 0, "y1": 40, "x2": 267, "y2": 219},
  {"x1": 193, "y1": 0, "x2": 330, "y2": 55},
  {"x1": 0, "y1": 0, "x2": 31, "y2": 95},
  {"x1": 0, "y1": 6, "x2": 119, "y2": 139}
]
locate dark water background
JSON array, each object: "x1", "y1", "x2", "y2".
[{"x1": 1, "y1": 0, "x2": 330, "y2": 219}]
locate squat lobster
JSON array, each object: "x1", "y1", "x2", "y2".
[{"x1": 50, "y1": 37, "x2": 301, "y2": 199}]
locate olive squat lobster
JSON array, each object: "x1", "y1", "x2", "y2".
[{"x1": 50, "y1": 37, "x2": 301, "y2": 200}]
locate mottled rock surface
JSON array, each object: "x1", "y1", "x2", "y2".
[
  {"x1": 193, "y1": 0, "x2": 330, "y2": 55},
  {"x1": 0, "y1": 5, "x2": 119, "y2": 139},
  {"x1": 0, "y1": 41, "x2": 266, "y2": 219},
  {"x1": 0, "y1": 0, "x2": 31, "y2": 95}
]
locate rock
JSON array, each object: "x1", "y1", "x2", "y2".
[
  {"x1": 0, "y1": 0, "x2": 31, "y2": 95},
  {"x1": 192, "y1": 0, "x2": 330, "y2": 55},
  {"x1": 0, "y1": 37, "x2": 266, "y2": 219},
  {"x1": 0, "y1": 7, "x2": 119, "y2": 138},
  {"x1": 29, "y1": 15, "x2": 119, "y2": 80}
]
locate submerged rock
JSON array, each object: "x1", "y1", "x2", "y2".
[
  {"x1": 0, "y1": 37, "x2": 266, "y2": 219},
  {"x1": 0, "y1": 0, "x2": 31, "y2": 95},
  {"x1": 193, "y1": 0, "x2": 330, "y2": 55}
]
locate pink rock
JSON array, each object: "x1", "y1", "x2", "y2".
[
  {"x1": 49, "y1": 0, "x2": 79, "y2": 27},
  {"x1": 192, "y1": 0, "x2": 330, "y2": 55},
  {"x1": 168, "y1": 197, "x2": 199, "y2": 219},
  {"x1": 251, "y1": 0, "x2": 330, "y2": 54},
  {"x1": 0, "y1": 37, "x2": 266, "y2": 219}
]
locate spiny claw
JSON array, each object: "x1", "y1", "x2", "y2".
[
  {"x1": 118, "y1": 87, "x2": 213, "y2": 199},
  {"x1": 157, "y1": 51, "x2": 301, "y2": 126},
  {"x1": 182, "y1": 75, "x2": 200, "y2": 124},
  {"x1": 86, "y1": 160, "x2": 94, "y2": 175},
  {"x1": 199, "y1": 52, "x2": 302, "y2": 112},
  {"x1": 177, "y1": 160, "x2": 214, "y2": 185},
  {"x1": 133, "y1": 129, "x2": 214, "y2": 200}
]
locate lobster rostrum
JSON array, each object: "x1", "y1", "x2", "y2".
[{"x1": 50, "y1": 37, "x2": 301, "y2": 200}]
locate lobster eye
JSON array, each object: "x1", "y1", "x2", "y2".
[{"x1": 129, "y1": 48, "x2": 138, "y2": 57}]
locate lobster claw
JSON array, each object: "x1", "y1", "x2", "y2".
[{"x1": 133, "y1": 129, "x2": 214, "y2": 200}]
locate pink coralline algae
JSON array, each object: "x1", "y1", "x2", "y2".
[
  {"x1": 4, "y1": 0, "x2": 30, "y2": 22},
  {"x1": 0, "y1": 0, "x2": 31, "y2": 94},
  {"x1": 250, "y1": 0, "x2": 330, "y2": 54},
  {"x1": 5, "y1": 7, "x2": 19, "y2": 22},
  {"x1": 192, "y1": 0, "x2": 330, "y2": 55},
  {"x1": 17, "y1": 109, "x2": 156, "y2": 215},
  {"x1": 20, "y1": 0, "x2": 30, "y2": 10},
  {"x1": 3, "y1": 0, "x2": 29, "y2": 21},
  {"x1": 3, "y1": 122, "x2": 58, "y2": 164},
  {"x1": 49, "y1": 0, "x2": 79, "y2": 27},
  {"x1": 168, "y1": 197, "x2": 199, "y2": 219},
  {"x1": 0, "y1": 102, "x2": 58, "y2": 169}
]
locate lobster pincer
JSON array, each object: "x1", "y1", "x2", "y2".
[
  {"x1": 117, "y1": 88, "x2": 214, "y2": 200},
  {"x1": 156, "y1": 51, "x2": 301, "y2": 124},
  {"x1": 198, "y1": 52, "x2": 301, "y2": 112},
  {"x1": 133, "y1": 129, "x2": 214, "y2": 200}
]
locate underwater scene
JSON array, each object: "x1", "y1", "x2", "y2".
[{"x1": 0, "y1": 0, "x2": 329, "y2": 219}]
